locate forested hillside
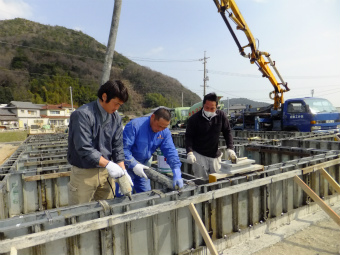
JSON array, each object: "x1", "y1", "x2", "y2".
[
  {"x1": 0, "y1": 18, "x2": 200, "y2": 114},
  {"x1": 221, "y1": 98, "x2": 270, "y2": 109}
]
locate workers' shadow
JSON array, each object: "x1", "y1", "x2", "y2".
[
  {"x1": 294, "y1": 218, "x2": 340, "y2": 232},
  {"x1": 265, "y1": 231, "x2": 339, "y2": 255}
]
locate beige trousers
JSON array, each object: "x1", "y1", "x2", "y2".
[
  {"x1": 192, "y1": 151, "x2": 222, "y2": 180},
  {"x1": 68, "y1": 165, "x2": 116, "y2": 205}
]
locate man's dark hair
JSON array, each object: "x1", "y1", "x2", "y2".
[
  {"x1": 203, "y1": 92, "x2": 218, "y2": 106},
  {"x1": 153, "y1": 108, "x2": 171, "y2": 121},
  {"x1": 97, "y1": 80, "x2": 129, "y2": 103}
]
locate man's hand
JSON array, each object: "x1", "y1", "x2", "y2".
[
  {"x1": 132, "y1": 163, "x2": 149, "y2": 179},
  {"x1": 226, "y1": 149, "x2": 237, "y2": 163},
  {"x1": 106, "y1": 161, "x2": 125, "y2": 178},
  {"x1": 173, "y1": 168, "x2": 184, "y2": 189},
  {"x1": 187, "y1": 152, "x2": 196, "y2": 164}
]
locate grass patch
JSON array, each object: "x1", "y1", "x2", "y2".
[{"x1": 0, "y1": 130, "x2": 28, "y2": 142}]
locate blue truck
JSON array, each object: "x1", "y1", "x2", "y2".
[{"x1": 236, "y1": 97, "x2": 340, "y2": 132}]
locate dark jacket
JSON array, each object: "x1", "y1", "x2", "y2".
[
  {"x1": 67, "y1": 100, "x2": 124, "y2": 168},
  {"x1": 185, "y1": 109, "x2": 233, "y2": 158}
]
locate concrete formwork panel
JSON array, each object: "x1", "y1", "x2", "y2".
[{"x1": 1, "y1": 133, "x2": 340, "y2": 254}]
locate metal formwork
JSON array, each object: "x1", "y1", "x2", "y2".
[
  {"x1": 0, "y1": 152, "x2": 339, "y2": 255},
  {"x1": 0, "y1": 133, "x2": 340, "y2": 255}
]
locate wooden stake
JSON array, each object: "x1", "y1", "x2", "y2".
[
  {"x1": 188, "y1": 203, "x2": 218, "y2": 255},
  {"x1": 10, "y1": 247, "x2": 17, "y2": 255},
  {"x1": 320, "y1": 168, "x2": 340, "y2": 194},
  {"x1": 293, "y1": 175, "x2": 340, "y2": 226}
]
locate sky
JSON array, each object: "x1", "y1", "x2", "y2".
[{"x1": 0, "y1": 0, "x2": 339, "y2": 107}]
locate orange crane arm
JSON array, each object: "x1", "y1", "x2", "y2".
[{"x1": 212, "y1": 0, "x2": 289, "y2": 110}]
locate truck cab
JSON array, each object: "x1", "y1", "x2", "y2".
[{"x1": 282, "y1": 98, "x2": 340, "y2": 132}]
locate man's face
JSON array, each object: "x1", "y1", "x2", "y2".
[
  {"x1": 100, "y1": 94, "x2": 124, "y2": 114},
  {"x1": 150, "y1": 115, "x2": 170, "y2": 133},
  {"x1": 203, "y1": 100, "x2": 217, "y2": 113}
]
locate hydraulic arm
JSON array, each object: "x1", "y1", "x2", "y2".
[{"x1": 212, "y1": 0, "x2": 289, "y2": 110}]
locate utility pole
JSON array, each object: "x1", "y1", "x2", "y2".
[
  {"x1": 101, "y1": 0, "x2": 123, "y2": 86},
  {"x1": 182, "y1": 92, "x2": 183, "y2": 107},
  {"x1": 69, "y1": 86, "x2": 74, "y2": 112},
  {"x1": 227, "y1": 97, "x2": 229, "y2": 116},
  {"x1": 200, "y1": 51, "x2": 209, "y2": 97}
]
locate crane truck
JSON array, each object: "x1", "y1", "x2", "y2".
[{"x1": 211, "y1": 0, "x2": 340, "y2": 132}]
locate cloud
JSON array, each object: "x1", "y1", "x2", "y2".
[
  {"x1": 0, "y1": 0, "x2": 33, "y2": 20},
  {"x1": 145, "y1": 46, "x2": 164, "y2": 56}
]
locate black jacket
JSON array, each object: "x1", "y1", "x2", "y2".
[{"x1": 185, "y1": 109, "x2": 233, "y2": 158}]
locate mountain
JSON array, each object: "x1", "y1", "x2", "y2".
[
  {"x1": 0, "y1": 18, "x2": 201, "y2": 114},
  {"x1": 221, "y1": 98, "x2": 270, "y2": 109}
]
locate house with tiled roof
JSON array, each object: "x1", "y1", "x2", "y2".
[
  {"x1": 0, "y1": 108, "x2": 18, "y2": 129},
  {"x1": 40, "y1": 103, "x2": 75, "y2": 127},
  {"x1": 6, "y1": 101, "x2": 48, "y2": 129}
]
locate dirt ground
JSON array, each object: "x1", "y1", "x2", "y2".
[
  {"x1": 252, "y1": 218, "x2": 340, "y2": 255},
  {"x1": 0, "y1": 143, "x2": 19, "y2": 165},
  {"x1": 222, "y1": 201, "x2": 340, "y2": 255}
]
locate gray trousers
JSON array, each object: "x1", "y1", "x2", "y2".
[{"x1": 192, "y1": 151, "x2": 222, "y2": 180}]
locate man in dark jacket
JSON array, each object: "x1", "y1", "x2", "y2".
[
  {"x1": 67, "y1": 80, "x2": 132, "y2": 205},
  {"x1": 185, "y1": 92, "x2": 237, "y2": 180}
]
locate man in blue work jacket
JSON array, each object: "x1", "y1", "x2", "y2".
[{"x1": 123, "y1": 108, "x2": 183, "y2": 193}]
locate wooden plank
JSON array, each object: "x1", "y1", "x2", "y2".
[
  {"x1": 10, "y1": 247, "x2": 17, "y2": 255},
  {"x1": 302, "y1": 158, "x2": 340, "y2": 174},
  {"x1": 24, "y1": 159, "x2": 68, "y2": 167},
  {"x1": 293, "y1": 175, "x2": 340, "y2": 226},
  {"x1": 188, "y1": 203, "x2": 218, "y2": 255},
  {"x1": 320, "y1": 168, "x2": 340, "y2": 194},
  {"x1": 23, "y1": 172, "x2": 71, "y2": 182},
  {"x1": 0, "y1": 169, "x2": 302, "y2": 253},
  {"x1": 209, "y1": 164, "x2": 264, "y2": 183}
]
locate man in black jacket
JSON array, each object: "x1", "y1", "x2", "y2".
[{"x1": 185, "y1": 92, "x2": 237, "y2": 180}]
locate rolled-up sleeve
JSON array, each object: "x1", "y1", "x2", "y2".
[
  {"x1": 123, "y1": 121, "x2": 139, "y2": 169},
  {"x1": 71, "y1": 111, "x2": 102, "y2": 166}
]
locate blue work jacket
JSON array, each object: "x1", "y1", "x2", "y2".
[
  {"x1": 123, "y1": 116, "x2": 181, "y2": 171},
  {"x1": 67, "y1": 100, "x2": 124, "y2": 168}
]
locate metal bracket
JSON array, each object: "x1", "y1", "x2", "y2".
[
  {"x1": 150, "y1": 189, "x2": 165, "y2": 198},
  {"x1": 44, "y1": 210, "x2": 53, "y2": 225},
  {"x1": 98, "y1": 200, "x2": 112, "y2": 216}
]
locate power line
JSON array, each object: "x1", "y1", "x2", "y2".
[
  {"x1": 0, "y1": 40, "x2": 201, "y2": 64},
  {"x1": 0, "y1": 40, "x2": 105, "y2": 62}
]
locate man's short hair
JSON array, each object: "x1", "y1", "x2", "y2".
[
  {"x1": 97, "y1": 80, "x2": 129, "y2": 103},
  {"x1": 203, "y1": 92, "x2": 218, "y2": 106},
  {"x1": 153, "y1": 108, "x2": 171, "y2": 121}
]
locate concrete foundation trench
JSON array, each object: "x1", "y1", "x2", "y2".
[{"x1": 0, "y1": 131, "x2": 340, "y2": 255}]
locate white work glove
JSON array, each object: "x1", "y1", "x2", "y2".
[
  {"x1": 124, "y1": 170, "x2": 134, "y2": 186},
  {"x1": 106, "y1": 161, "x2": 125, "y2": 179},
  {"x1": 187, "y1": 152, "x2": 196, "y2": 164},
  {"x1": 218, "y1": 152, "x2": 223, "y2": 163},
  {"x1": 226, "y1": 149, "x2": 237, "y2": 160},
  {"x1": 132, "y1": 163, "x2": 149, "y2": 179}
]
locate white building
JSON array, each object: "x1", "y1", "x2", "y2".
[{"x1": 40, "y1": 103, "x2": 74, "y2": 127}]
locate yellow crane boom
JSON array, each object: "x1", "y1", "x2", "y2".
[{"x1": 212, "y1": 0, "x2": 290, "y2": 110}]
